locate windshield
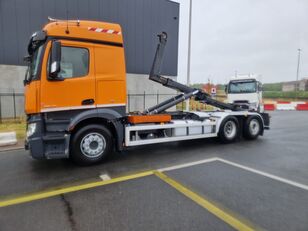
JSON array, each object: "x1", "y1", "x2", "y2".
[
  {"x1": 25, "y1": 44, "x2": 44, "y2": 83},
  {"x1": 228, "y1": 80, "x2": 257, "y2": 93}
]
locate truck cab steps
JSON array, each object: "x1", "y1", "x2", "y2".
[{"x1": 43, "y1": 134, "x2": 70, "y2": 159}]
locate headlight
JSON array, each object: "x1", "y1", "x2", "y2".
[{"x1": 27, "y1": 123, "x2": 37, "y2": 138}]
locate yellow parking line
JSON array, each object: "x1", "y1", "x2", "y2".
[
  {"x1": 154, "y1": 171, "x2": 257, "y2": 231},
  {"x1": 0, "y1": 170, "x2": 153, "y2": 208}
]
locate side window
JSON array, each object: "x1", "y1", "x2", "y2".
[{"x1": 58, "y1": 46, "x2": 89, "y2": 79}]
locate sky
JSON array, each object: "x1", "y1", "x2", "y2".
[{"x1": 174, "y1": 0, "x2": 308, "y2": 84}]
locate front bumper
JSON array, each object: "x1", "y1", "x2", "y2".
[
  {"x1": 260, "y1": 112, "x2": 270, "y2": 130},
  {"x1": 25, "y1": 136, "x2": 45, "y2": 159},
  {"x1": 26, "y1": 114, "x2": 70, "y2": 160},
  {"x1": 25, "y1": 115, "x2": 45, "y2": 159}
]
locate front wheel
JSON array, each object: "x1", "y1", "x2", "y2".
[
  {"x1": 71, "y1": 124, "x2": 113, "y2": 165},
  {"x1": 218, "y1": 116, "x2": 239, "y2": 143}
]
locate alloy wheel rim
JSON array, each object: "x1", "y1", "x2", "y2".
[
  {"x1": 249, "y1": 119, "x2": 260, "y2": 136},
  {"x1": 80, "y1": 132, "x2": 106, "y2": 158},
  {"x1": 224, "y1": 120, "x2": 236, "y2": 139}
]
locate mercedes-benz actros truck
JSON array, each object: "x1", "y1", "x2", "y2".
[{"x1": 24, "y1": 18, "x2": 270, "y2": 165}]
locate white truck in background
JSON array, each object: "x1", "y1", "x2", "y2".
[{"x1": 225, "y1": 74, "x2": 264, "y2": 112}]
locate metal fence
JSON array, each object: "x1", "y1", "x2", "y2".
[
  {"x1": 0, "y1": 91, "x2": 187, "y2": 121},
  {"x1": 0, "y1": 90, "x2": 219, "y2": 122},
  {"x1": 127, "y1": 92, "x2": 186, "y2": 112},
  {"x1": 0, "y1": 91, "x2": 25, "y2": 122}
]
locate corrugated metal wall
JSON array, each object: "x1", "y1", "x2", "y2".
[{"x1": 0, "y1": 0, "x2": 179, "y2": 76}]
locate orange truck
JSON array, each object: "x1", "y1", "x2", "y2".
[{"x1": 24, "y1": 18, "x2": 270, "y2": 165}]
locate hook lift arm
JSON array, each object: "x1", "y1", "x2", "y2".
[{"x1": 144, "y1": 32, "x2": 241, "y2": 115}]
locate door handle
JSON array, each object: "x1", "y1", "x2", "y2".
[{"x1": 82, "y1": 99, "x2": 95, "y2": 105}]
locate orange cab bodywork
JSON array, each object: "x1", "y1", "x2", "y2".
[{"x1": 24, "y1": 20, "x2": 126, "y2": 114}]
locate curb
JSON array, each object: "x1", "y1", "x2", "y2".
[
  {"x1": 0, "y1": 132, "x2": 18, "y2": 147},
  {"x1": 0, "y1": 146, "x2": 24, "y2": 152}
]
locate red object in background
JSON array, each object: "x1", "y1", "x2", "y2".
[
  {"x1": 296, "y1": 104, "x2": 308, "y2": 110},
  {"x1": 277, "y1": 101, "x2": 290, "y2": 104},
  {"x1": 211, "y1": 87, "x2": 217, "y2": 95},
  {"x1": 264, "y1": 104, "x2": 276, "y2": 111},
  {"x1": 202, "y1": 83, "x2": 216, "y2": 94}
]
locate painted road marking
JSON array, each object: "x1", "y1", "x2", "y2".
[
  {"x1": 158, "y1": 157, "x2": 308, "y2": 191},
  {"x1": 0, "y1": 171, "x2": 153, "y2": 208},
  {"x1": 1, "y1": 167, "x2": 259, "y2": 230},
  {"x1": 157, "y1": 157, "x2": 218, "y2": 172},
  {"x1": 99, "y1": 174, "x2": 111, "y2": 181},
  {"x1": 216, "y1": 158, "x2": 308, "y2": 191},
  {"x1": 2, "y1": 155, "x2": 308, "y2": 212},
  {"x1": 154, "y1": 171, "x2": 257, "y2": 231},
  {"x1": 0, "y1": 157, "x2": 295, "y2": 230}
]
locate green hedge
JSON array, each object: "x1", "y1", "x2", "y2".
[
  {"x1": 263, "y1": 91, "x2": 308, "y2": 99},
  {"x1": 263, "y1": 83, "x2": 282, "y2": 91}
]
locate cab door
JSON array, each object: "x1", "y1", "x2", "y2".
[{"x1": 40, "y1": 40, "x2": 95, "y2": 113}]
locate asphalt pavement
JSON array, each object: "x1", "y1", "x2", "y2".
[{"x1": 0, "y1": 111, "x2": 307, "y2": 230}]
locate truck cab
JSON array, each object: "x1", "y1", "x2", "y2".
[
  {"x1": 24, "y1": 19, "x2": 127, "y2": 162},
  {"x1": 226, "y1": 75, "x2": 263, "y2": 112}
]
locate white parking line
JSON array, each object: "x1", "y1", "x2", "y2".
[
  {"x1": 157, "y1": 157, "x2": 218, "y2": 172},
  {"x1": 99, "y1": 174, "x2": 111, "y2": 181},
  {"x1": 158, "y1": 157, "x2": 308, "y2": 191},
  {"x1": 216, "y1": 158, "x2": 308, "y2": 191}
]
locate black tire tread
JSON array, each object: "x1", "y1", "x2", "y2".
[
  {"x1": 218, "y1": 116, "x2": 239, "y2": 144},
  {"x1": 243, "y1": 116, "x2": 262, "y2": 140},
  {"x1": 70, "y1": 124, "x2": 113, "y2": 166}
]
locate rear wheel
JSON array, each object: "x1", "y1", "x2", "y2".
[
  {"x1": 243, "y1": 116, "x2": 262, "y2": 140},
  {"x1": 71, "y1": 124, "x2": 113, "y2": 165},
  {"x1": 218, "y1": 116, "x2": 239, "y2": 143}
]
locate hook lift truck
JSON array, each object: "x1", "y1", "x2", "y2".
[{"x1": 24, "y1": 19, "x2": 270, "y2": 165}]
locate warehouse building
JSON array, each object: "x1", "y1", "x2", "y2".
[
  {"x1": 0, "y1": 0, "x2": 179, "y2": 117},
  {"x1": 282, "y1": 78, "x2": 308, "y2": 92}
]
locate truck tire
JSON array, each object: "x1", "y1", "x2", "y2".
[
  {"x1": 218, "y1": 116, "x2": 239, "y2": 143},
  {"x1": 243, "y1": 116, "x2": 262, "y2": 140},
  {"x1": 70, "y1": 124, "x2": 113, "y2": 165}
]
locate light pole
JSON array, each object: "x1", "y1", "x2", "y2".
[
  {"x1": 186, "y1": 0, "x2": 193, "y2": 111},
  {"x1": 296, "y1": 48, "x2": 301, "y2": 99}
]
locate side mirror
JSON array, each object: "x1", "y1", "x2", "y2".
[
  {"x1": 224, "y1": 85, "x2": 227, "y2": 93},
  {"x1": 49, "y1": 40, "x2": 61, "y2": 78}
]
